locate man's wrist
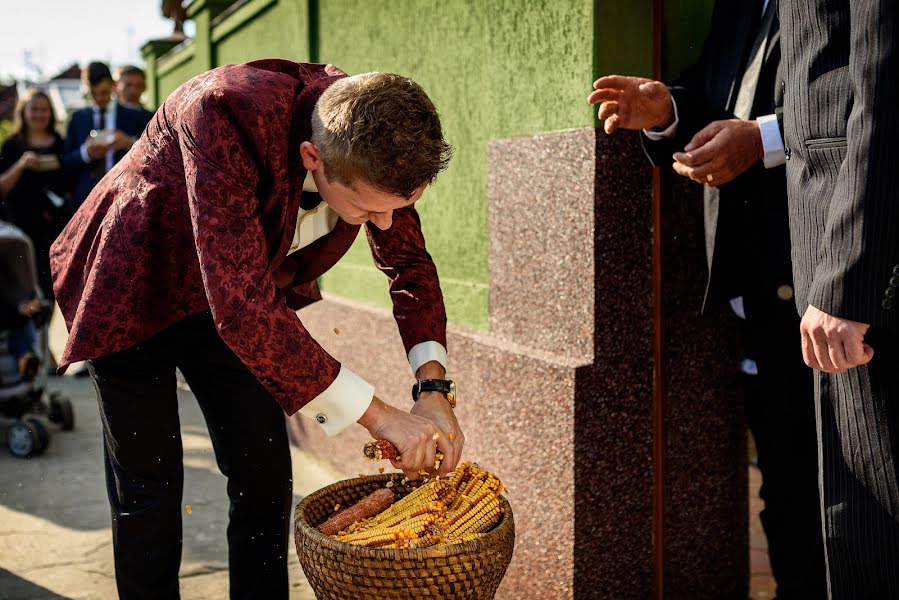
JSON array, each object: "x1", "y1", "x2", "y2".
[
  {"x1": 357, "y1": 395, "x2": 386, "y2": 431},
  {"x1": 656, "y1": 99, "x2": 676, "y2": 130},
  {"x1": 415, "y1": 360, "x2": 446, "y2": 380}
]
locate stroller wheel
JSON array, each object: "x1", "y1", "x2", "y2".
[
  {"x1": 25, "y1": 418, "x2": 49, "y2": 453},
  {"x1": 49, "y1": 395, "x2": 75, "y2": 431},
  {"x1": 7, "y1": 419, "x2": 41, "y2": 458}
]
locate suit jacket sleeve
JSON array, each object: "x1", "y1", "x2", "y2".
[
  {"x1": 61, "y1": 113, "x2": 88, "y2": 170},
  {"x1": 178, "y1": 92, "x2": 341, "y2": 415},
  {"x1": 365, "y1": 206, "x2": 448, "y2": 354},
  {"x1": 807, "y1": 0, "x2": 899, "y2": 327},
  {"x1": 641, "y1": 61, "x2": 719, "y2": 166}
]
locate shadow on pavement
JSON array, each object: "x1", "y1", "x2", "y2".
[{"x1": 0, "y1": 568, "x2": 73, "y2": 599}]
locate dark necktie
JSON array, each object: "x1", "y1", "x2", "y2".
[
  {"x1": 733, "y1": 2, "x2": 776, "y2": 120},
  {"x1": 92, "y1": 108, "x2": 107, "y2": 180}
]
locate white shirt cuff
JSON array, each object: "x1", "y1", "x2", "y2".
[
  {"x1": 79, "y1": 143, "x2": 90, "y2": 163},
  {"x1": 643, "y1": 97, "x2": 680, "y2": 140},
  {"x1": 757, "y1": 114, "x2": 786, "y2": 168},
  {"x1": 408, "y1": 341, "x2": 448, "y2": 375},
  {"x1": 299, "y1": 365, "x2": 374, "y2": 437}
]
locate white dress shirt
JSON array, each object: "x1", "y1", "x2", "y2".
[
  {"x1": 79, "y1": 102, "x2": 118, "y2": 173},
  {"x1": 294, "y1": 173, "x2": 448, "y2": 436}
]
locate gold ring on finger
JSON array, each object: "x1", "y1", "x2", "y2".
[{"x1": 706, "y1": 173, "x2": 714, "y2": 183}]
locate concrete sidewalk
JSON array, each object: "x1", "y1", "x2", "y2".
[{"x1": 0, "y1": 375, "x2": 341, "y2": 599}]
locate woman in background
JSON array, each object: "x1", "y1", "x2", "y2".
[{"x1": 0, "y1": 88, "x2": 70, "y2": 304}]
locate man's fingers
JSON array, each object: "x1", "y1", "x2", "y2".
[
  {"x1": 801, "y1": 331, "x2": 819, "y2": 369},
  {"x1": 435, "y1": 434, "x2": 456, "y2": 476},
  {"x1": 587, "y1": 88, "x2": 620, "y2": 105},
  {"x1": 810, "y1": 330, "x2": 837, "y2": 372},
  {"x1": 597, "y1": 101, "x2": 619, "y2": 121},
  {"x1": 861, "y1": 343, "x2": 875, "y2": 365},
  {"x1": 593, "y1": 75, "x2": 632, "y2": 90},
  {"x1": 685, "y1": 122, "x2": 725, "y2": 152},
  {"x1": 673, "y1": 142, "x2": 717, "y2": 168},
  {"x1": 672, "y1": 158, "x2": 721, "y2": 185},
  {"x1": 827, "y1": 338, "x2": 850, "y2": 371},
  {"x1": 638, "y1": 80, "x2": 669, "y2": 101},
  {"x1": 604, "y1": 114, "x2": 620, "y2": 135},
  {"x1": 844, "y1": 334, "x2": 867, "y2": 365}
]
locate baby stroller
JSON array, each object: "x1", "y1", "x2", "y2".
[{"x1": 0, "y1": 221, "x2": 73, "y2": 458}]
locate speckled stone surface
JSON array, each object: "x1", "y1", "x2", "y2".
[
  {"x1": 660, "y1": 172, "x2": 747, "y2": 598},
  {"x1": 288, "y1": 128, "x2": 746, "y2": 599},
  {"x1": 487, "y1": 130, "x2": 596, "y2": 362}
]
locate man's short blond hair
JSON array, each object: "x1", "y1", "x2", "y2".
[{"x1": 311, "y1": 72, "x2": 452, "y2": 199}]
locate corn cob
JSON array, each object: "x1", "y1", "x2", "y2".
[
  {"x1": 318, "y1": 488, "x2": 395, "y2": 536},
  {"x1": 329, "y1": 463, "x2": 506, "y2": 549},
  {"x1": 336, "y1": 513, "x2": 439, "y2": 546},
  {"x1": 363, "y1": 439, "x2": 399, "y2": 461}
]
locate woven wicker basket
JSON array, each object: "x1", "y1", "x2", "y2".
[{"x1": 294, "y1": 473, "x2": 515, "y2": 599}]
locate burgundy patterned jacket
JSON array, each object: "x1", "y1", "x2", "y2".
[{"x1": 50, "y1": 60, "x2": 447, "y2": 415}]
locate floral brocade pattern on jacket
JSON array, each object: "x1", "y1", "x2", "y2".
[{"x1": 50, "y1": 60, "x2": 447, "y2": 415}]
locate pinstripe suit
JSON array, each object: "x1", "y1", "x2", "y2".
[{"x1": 780, "y1": 0, "x2": 899, "y2": 596}]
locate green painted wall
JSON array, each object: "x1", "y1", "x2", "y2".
[
  {"x1": 157, "y1": 49, "x2": 205, "y2": 101},
  {"x1": 145, "y1": 0, "x2": 714, "y2": 331},
  {"x1": 316, "y1": 0, "x2": 596, "y2": 330},
  {"x1": 214, "y1": 0, "x2": 311, "y2": 65}
]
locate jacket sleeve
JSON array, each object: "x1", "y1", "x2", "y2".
[
  {"x1": 178, "y1": 93, "x2": 341, "y2": 415},
  {"x1": 806, "y1": 0, "x2": 899, "y2": 328},
  {"x1": 61, "y1": 113, "x2": 88, "y2": 170},
  {"x1": 640, "y1": 3, "x2": 727, "y2": 167},
  {"x1": 365, "y1": 205, "x2": 448, "y2": 356}
]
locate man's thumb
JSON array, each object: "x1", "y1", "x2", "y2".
[
  {"x1": 860, "y1": 343, "x2": 875, "y2": 365},
  {"x1": 639, "y1": 81, "x2": 669, "y2": 100}
]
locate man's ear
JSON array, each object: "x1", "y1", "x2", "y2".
[{"x1": 300, "y1": 141, "x2": 321, "y2": 172}]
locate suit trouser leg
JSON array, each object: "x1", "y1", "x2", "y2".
[
  {"x1": 88, "y1": 340, "x2": 183, "y2": 600},
  {"x1": 816, "y1": 330, "x2": 899, "y2": 599},
  {"x1": 176, "y1": 313, "x2": 291, "y2": 600},
  {"x1": 743, "y1": 294, "x2": 827, "y2": 598}
]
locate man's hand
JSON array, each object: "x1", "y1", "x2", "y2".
[
  {"x1": 358, "y1": 396, "x2": 445, "y2": 481},
  {"x1": 111, "y1": 130, "x2": 135, "y2": 152},
  {"x1": 587, "y1": 75, "x2": 674, "y2": 135},
  {"x1": 800, "y1": 304, "x2": 874, "y2": 372},
  {"x1": 85, "y1": 139, "x2": 112, "y2": 161},
  {"x1": 410, "y1": 391, "x2": 464, "y2": 476},
  {"x1": 671, "y1": 119, "x2": 762, "y2": 186}
]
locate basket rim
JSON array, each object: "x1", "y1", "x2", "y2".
[{"x1": 296, "y1": 473, "x2": 514, "y2": 559}]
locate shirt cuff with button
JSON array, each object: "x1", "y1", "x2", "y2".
[
  {"x1": 757, "y1": 114, "x2": 786, "y2": 168},
  {"x1": 642, "y1": 97, "x2": 680, "y2": 141},
  {"x1": 408, "y1": 341, "x2": 448, "y2": 375},
  {"x1": 79, "y1": 143, "x2": 91, "y2": 164},
  {"x1": 299, "y1": 365, "x2": 374, "y2": 437}
]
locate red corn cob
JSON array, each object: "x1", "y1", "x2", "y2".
[
  {"x1": 318, "y1": 488, "x2": 395, "y2": 536},
  {"x1": 364, "y1": 439, "x2": 400, "y2": 461}
]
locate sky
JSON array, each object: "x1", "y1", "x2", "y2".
[{"x1": 0, "y1": 1, "x2": 195, "y2": 82}]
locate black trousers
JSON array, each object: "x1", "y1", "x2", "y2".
[
  {"x1": 815, "y1": 329, "x2": 899, "y2": 599},
  {"x1": 741, "y1": 291, "x2": 827, "y2": 599},
  {"x1": 87, "y1": 312, "x2": 292, "y2": 600}
]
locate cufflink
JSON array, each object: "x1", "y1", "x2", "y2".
[{"x1": 315, "y1": 413, "x2": 328, "y2": 424}]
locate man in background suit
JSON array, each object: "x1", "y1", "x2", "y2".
[
  {"x1": 780, "y1": 0, "x2": 899, "y2": 596},
  {"x1": 589, "y1": 1, "x2": 825, "y2": 596},
  {"x1": 63, "y1": 62, "x2": 152, "y2": 208},
  {"x1": 115, "y1": 65, "x2": 154, "y2": 118}
]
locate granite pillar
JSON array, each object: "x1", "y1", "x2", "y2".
[{"x1": 288, "y1": 128, "x2": 745, "y2": 598}]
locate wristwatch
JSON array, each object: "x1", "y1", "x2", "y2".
[{"x1": 412, "y1": 379, "x2": 456, "y2": 408}]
